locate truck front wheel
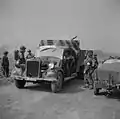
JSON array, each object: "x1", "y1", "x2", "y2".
[
  {"x1": 15, "y1": 79, "x2": 26, "y2": 89},
  {"x1": 51, "y1": 71, "x2": 63, "y2": 93}
]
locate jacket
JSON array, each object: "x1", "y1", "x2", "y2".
[{"x1": 2, "y1": 55, "x2": 9, "y2": 67}]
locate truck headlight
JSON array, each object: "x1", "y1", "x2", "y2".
[
  {"x1": 16, "y1": 60, "x2": 19, "y2": 65},
  {"x1": 48, "y1": 63, "x2": 55, "y2": 69},
  {"x1": 87, "y1": 62, "x2": 90, "y2": 65}
]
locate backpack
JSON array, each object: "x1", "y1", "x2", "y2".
[{"x1": 14, "y1": 50, "x2": 19, "y2": 61}]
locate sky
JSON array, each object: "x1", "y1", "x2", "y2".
[{"x1": 0, "y1": 0, "x2": 120, "y2": 53}]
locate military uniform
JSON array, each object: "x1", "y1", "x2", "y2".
[
  {"x1": 1, "y1": 51, "x2": 9, "y2": 77},
  {"x1": 15, "y1": 46, "x2": 26, "y2": 75},
  {"x1": 71, "y1": 39, "x2": 82, "y2": 76},
  {"x1": 84, "y1": 53, "x2": 94, "y2": 89},
  {"x1": 92, "y1": 54, "x2": 98, "y2": 70},
  {"x1": 26, "y1": 50, "x2": 34, "y2": 59},
  {"x1": 19, "y1": 52, "x2": 26, "y2": 64},
  {"x1": 63, "y1": 50, "x2": 73, "y2": 76},
  {"x1": 92, "y1": 54, "x2": 99, "y2": 83}
]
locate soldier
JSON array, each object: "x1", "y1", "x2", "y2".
[
  {"x1": 83, "y1": 51, "x2": 94, "y2": 89},
  {"x1": 26, "y1": 49, "x2": 34, "y2": 59},
  {"x1": 19, "y1": 46, "x2": 26, "y2": 64},
  {"x1": 71, "y1": 39, "x2": 82, "y2": 77},
  {"x1": 1, "y1": 51, "x2": 9, "y2": 77},
  {"x1": 15, "y1": 46, "x2": 26, "y2": 75},
  {"x1": 92, "y1": 54, "x2": 99, "y2": 70},
  {"x1": 92, "y1": 54, "x2": 99, "y2": 82},
  {"x1": 64, "y1": 50, "x2": 72, "y2": 76}
]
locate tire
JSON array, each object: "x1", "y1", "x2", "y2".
[
  {"x1": 15, "y1": 79, "x2": 26, "y2": 89},
  {"x1": 51, "y1": 71, "x2": 63, "y2": 93},
  {"x1": 94, "y1": 88, "x2": 99, "y2": 95}
]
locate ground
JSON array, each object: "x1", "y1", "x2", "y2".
[{"x1": 0, "y1": 79, "x2": 120, "y2": 119}]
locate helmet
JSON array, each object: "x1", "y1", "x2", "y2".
[
  {"x1": 4, "y1": 51, "x2": 8, "y2": 55},
  {"x1": 87, "y1": 50, "x2": 93, "y2": 57},
  {"x1": 20, "y1": 46, "x2": 26, "y2": 52},
  {"x1": 16, "y1": 50, "x2": 19, "y2": 52},
  {"x1": 27, "y1": 49, "x2": 31, "y2": 52}
]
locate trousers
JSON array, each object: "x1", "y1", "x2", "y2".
[
  {"x1": 84, "y1": 69, "x2": 94, "y2": 86},
  {"x1": 2, "y1": 66, "x2": 9, "y2": 77}
]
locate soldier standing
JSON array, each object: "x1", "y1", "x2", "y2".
[
  {"x1": 83, "y1": 51, "x2": 94, "y2": 89},
  {"x1": 71, "y1": 39, "x2": 82, "y2": 77},
  {"x1": 1, "y1": 51, "x2": 9, "y2": 77},
  {"x1": 92, "y1": 54, "x2": 99, "y2": 84},
  {"x1": 92, "y1": 54, "x2": 99, "y2": 70},
  {"x1": 26, "y1": 49, "x2": 34, "y2": 59}
]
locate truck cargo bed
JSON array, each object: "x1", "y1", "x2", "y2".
[{"x1": 96, "y1": 60, "x2": 120, "y2": 84}]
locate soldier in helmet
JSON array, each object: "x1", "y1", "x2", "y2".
[
  {"x1": 15, "y1": 46, "x2": 26, "y2": 75},
  {"x1": 83, "y1": 51, "x2": 94, "y2": 89},
  {"x1": 1, "y1": 51, "x2": 9, "y2": 77},
  {"x1": 26, "y1": 49, "x2": 34, "y2": 59}
]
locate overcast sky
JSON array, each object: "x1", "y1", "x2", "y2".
[{"x1": 0, "y1": 0, "x2": 120, "y2": 53}]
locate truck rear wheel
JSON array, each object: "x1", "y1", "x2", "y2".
[
  {"x1": 15, "y1": 79, "x2": 26, "y2": 89},
  {"x1": 51, "y1": 71, "x2": 63, "y2": 93}
]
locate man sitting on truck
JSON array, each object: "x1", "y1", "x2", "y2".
[{"x1": 26, "y1": 49, "x2": 34, "y2": 59}]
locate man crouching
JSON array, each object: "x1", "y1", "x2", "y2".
[{"x1": 14, "y1": 46, "x2": 26, "y2": 75}]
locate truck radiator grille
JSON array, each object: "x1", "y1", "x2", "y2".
[{"x1": 26, "y1": 61, "x2": 40, "y2": 77}]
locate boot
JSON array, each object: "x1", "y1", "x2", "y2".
[
  {"x1": 83, "y1": 83, "x2": 89, "y2": 88},
  {"x1": 89, "y1": 84, "x2": 94, "y2": 90}
]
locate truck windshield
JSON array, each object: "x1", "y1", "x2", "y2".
[{"x1": 40, "y1": 47, "x2": 56, "y2": 52}]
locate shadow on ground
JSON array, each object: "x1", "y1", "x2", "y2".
[
  {"x1": 25, "y1": 82, "x2": 51, "y2": 92},
  {"x1": 60, "y1": 79, "x2": 85, "y2": 94},
  {"x1": 24, "y1": 79, "x2": 85, "y2": 94}
]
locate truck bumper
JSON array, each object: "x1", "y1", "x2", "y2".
[
  {"x1": 11, "y1": 69, "x2": 57, "y2": 82},
  {"x1": 11, "y1": 75, "x2": 57, "y2": 82}
]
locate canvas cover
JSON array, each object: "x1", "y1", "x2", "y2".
[
  {"x1": 39, "y1": 39, "x2": 80, "y2": 48},
  {"x1": 96, "y1": 59, "x2": 120, "y2": 84}
]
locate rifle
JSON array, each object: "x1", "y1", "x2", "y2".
[{"x1": 71, "y1": 36, "x2": 77, "y2": 41}]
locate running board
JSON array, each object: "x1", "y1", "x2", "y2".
[{"x1": 64, "y1": 73, "x2": 77, "y2": 81}]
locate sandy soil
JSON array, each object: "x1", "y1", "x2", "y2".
[{"x1": 0, "y1": 79, "x2": 120, "y2": 119}]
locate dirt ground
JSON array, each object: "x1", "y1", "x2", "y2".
[{"x1": 0, "y1": 78, "x2": 120, "y2": 119}]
